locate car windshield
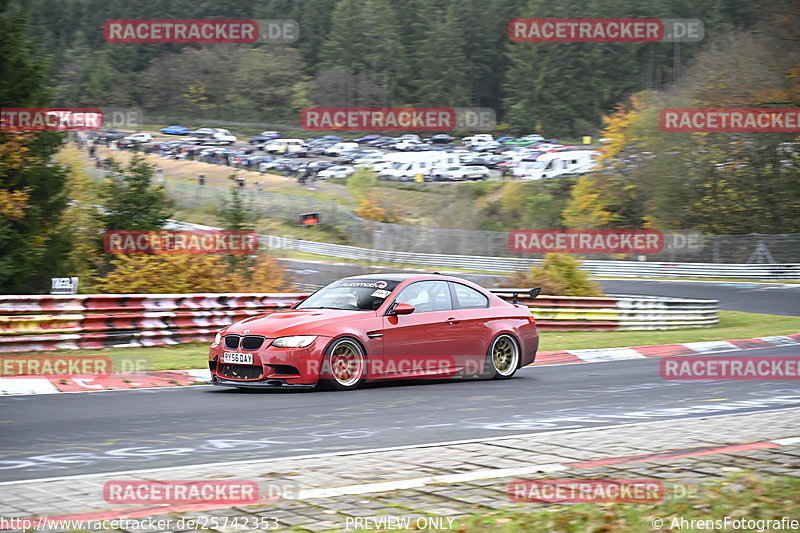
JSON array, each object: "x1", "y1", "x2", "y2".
[{"x1": 296, "y1": 279, "x2": 401, "y2": 311}]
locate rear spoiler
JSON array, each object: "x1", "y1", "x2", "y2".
[{"x1": 488, "y1": 287, "x2": 542, "y2": 304}]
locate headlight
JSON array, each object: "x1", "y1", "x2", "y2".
[
  {"x1": 271, "y1": 335, "x2": 317, "y2": 348},
  {"x1": 213, "y1": 332, "x2": 221, "y2": 345}
]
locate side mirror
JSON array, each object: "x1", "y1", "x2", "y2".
[
  {"x1": 392, "y1": 303, "x2": 415, "y2": 315},
  {"x1": 530, "y1": 287, "x2": 542, "y2": 300}
]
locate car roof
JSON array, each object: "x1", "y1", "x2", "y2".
[{"x1": 339, "y1": 273, "x2": 470, "y2": 284}]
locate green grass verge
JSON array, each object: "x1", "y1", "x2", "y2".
[
  {"x1": 384, "y1": 472, "x2": 799, "y2": 533},
  {"x1": 7, "y1": 311, "x2": 797, "y2": 372},
  {"x1": 540, "y1": 310, "x2": 800, "y2": 352}
]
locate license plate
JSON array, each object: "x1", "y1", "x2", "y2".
[{"x1": 222, "y1": 352, "x2": 253, "y2": 365}]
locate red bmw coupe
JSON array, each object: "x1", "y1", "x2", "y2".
[{"x1": 208, "y1": 274, "x2": 540, "y2": 391}]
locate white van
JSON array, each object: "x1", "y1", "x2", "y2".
[
  {"x1": 513, "y1": 150, "x2": 601, "y2": 179},
  {"x1": 379, "y1": 152, "x2": 460, "y2": 181},
  {"x1": 187, "y1": 128, "x2": 237, "y2": 145},
  {"x1": 264, "y1": 138, "x2": 306, "y2": 154},
  {"x1": 323, "y1": 142, "x2": 359, "y2": 156}
]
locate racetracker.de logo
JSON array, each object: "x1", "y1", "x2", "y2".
[
  {"x1": 0, "y1": 356, "x2": 112, "y2": 377},
  {"x1": 301, "y1": 107, "x2": 456, "y2": 131},
  {"x1": 509, "y1": 230, "x2": 664, "y2": 254},
  {"x1": 509, "y1": 18, "x2": 703, "y2": 43},
  {"x1": 103, "y1": 481, "x2": 259, "y2": 504},
  {"x1": 660, "y1": 108, "x2": 800, "y2": 132},
  {"x1": 103, "y1": 19, "x2": 298, "y2": 44},
  {"x1": 1, "y1": 108, "x2": 103, "y2": 132},
  {"x1": 509, "y1": 479, "x2": 664, "y2": 503},
  {"x1": 104, "y1": 231, "x2": 259, "y2": 255},
  {"x1": 660, "y1": 356, "x2": 800, "y2": 380}
]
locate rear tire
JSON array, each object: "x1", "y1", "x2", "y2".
[
  {"x1": 318, "y1": 338, "x2": 366, "y2": 391},
  {"x1": 483, "y1": 334, "x2": 520, "y2": 380}
]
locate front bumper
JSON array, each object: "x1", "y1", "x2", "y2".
[
  {"x1": 210, "y1": 375, "x2": 316, "y2": 390},
  {"x1": 208, "y1": 337, "x2": 329, "y2": 386}
]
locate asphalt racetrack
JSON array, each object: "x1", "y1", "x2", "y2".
[{"x1": 0, "y1": 279, "x2": 798, "y2": 482}]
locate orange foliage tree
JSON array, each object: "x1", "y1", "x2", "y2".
[{"x1": 94, "y1": 253, "x2": 289, "y2": 294}]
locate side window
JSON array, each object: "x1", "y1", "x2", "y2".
[
  {"x1": 451, "y1": 283, "x2": 489, "y2": 309},
  {"x1": 395, "y1": 281, "x2": 452, "y2": 313}
]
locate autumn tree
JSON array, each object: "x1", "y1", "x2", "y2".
[
  {"x1": 597, "y1": 30, "x2": 800, "y2": 233},
  {"x1": 217, "y1": 175, "x2": 258, "y2": 271},
  {"x1": 96, "y1": 154, "x2": 173, "y2": 233},
  {"x1": 94, "y1": 254, "x2": 288, "y2": 294},
  {"x1": 0, "y1": 0, "x2": 72, "y2": 293},
  {"x1": 509, "y1": 253, "x2": 603, "y2": 296}
]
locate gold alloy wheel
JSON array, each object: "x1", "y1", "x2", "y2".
[
  {"x1": 330, "y1": 340, "x2": 365, "y2": 387},
  {"x1": 491, "y1": 335, "x2": 520, "y2": 377}
]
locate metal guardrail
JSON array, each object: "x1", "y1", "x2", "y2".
[
  {"x1": 163, "y1": 219, "x2": 800, "y2": 280},
  {"x1": 275, "y1": 235, "x2": 800, "y2": 280},
  {"x1": 0, "y1": 292, "x2": 718, "y2": 353}
]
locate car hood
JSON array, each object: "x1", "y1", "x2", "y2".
[{"x1": 225, "y1": 309, "x2": 375, "y2": 337}]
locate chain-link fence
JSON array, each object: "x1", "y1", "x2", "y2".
[{"x1": 91, "y1": 172, "x2": 800, "y2": 264}]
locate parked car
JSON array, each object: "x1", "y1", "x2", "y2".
[
  {"x1": 505, "y1": 134, "x2": 546, "y2": 147},
  {"x1": 186, "y1": 128, "x2": 237, "y2": 145},
  {"x1": 427, "y1": 134, "x2": 455, "y2": 144},
  {"x1": 307, "y1": 161, "x2": 335, "y2": 173},
  {"x1": 160, "y1": 125, "x2": 189, "y2": 135},
  {"x1": 361, "y1": 161, "x2": 393, "y2": 172},
  {"x1": 96, "y1": 129, "x2": 126, "y2": 142},
  {"x1": 337, "y1": 149, "x2": 382, "y2": 164},
  {"x1": 207, "y1": 273, "x2": 540, "y2": 391},
  {"x1": 432, "y1": 165, "x2": 491, "y2": 181},
  {"x1": 366, "y1": 136, "x2": 395, "y2": 147},
  {"x1": 323, "y1": 142, "x2": 359, "y2": 156},
  {"x1": 481, "y1": 155, "x2": 513, "y2": 168},
  {"x1": 263, "y1": 138, "x2": 307, "y2": 155},
  {"x1": 242, "y1": 155, "x2": 273, "y2": 170},
  {"x1": 461, "y1": 154, "x2": 493, "y2": 166},
  {"x1": 306, "y1": 138, "x2": 337, "y2": 153},
  {"x1": 355, "y1": 134, "x2": 381, "y2": 143},
  {"x1": 319, "y1": 165, "x2": 355, "y2": 179},
  {"x1": 352, "y1": 154, "x2": 386, "y2": 165},
  {"x1": 123, "y1": 132, "x2": 153, "y2": 144},
  {"x1": 260, "y1": 158, "x2": 300, "y2": 173},
  {"x1": 470, "y1": 140, "x2": 502, "y2": 152},
  {"x1": 248, "y1": 131, "x2": 281, "y2": 144},
  {"x1": 462, "y1": 134, "x2": 494, "y2": 147},
  {"x1": 395, "y1": 140, "x2": 427, "y2": 151}
]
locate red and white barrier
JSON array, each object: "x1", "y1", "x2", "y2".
[{"x1": 0, "y1": 292, "x2": 719, "y2": 353}]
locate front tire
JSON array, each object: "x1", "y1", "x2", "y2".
[
  {"x1": 318, "y1": 338, "x2": 366, "y2": 391},
  {"x1": 484, "y1": 334, "x2": 520, "y2": 379}
]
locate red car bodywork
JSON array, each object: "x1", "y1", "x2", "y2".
[{"x1": 208, "y1": 274, "x2": 539, "y2": 389}]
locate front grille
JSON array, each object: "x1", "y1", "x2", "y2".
[
  {"x1": 224, "y1": 335, "x2": 241, "y2": 350},
  {"x1": 219, "y1": 364, "x2": 263, "y2": 380},
  {"x1": 223, "y1": 334, "x2": 265, "y2": 351},
  {"x1": 241, "y1": 335, "x2": 265, "y2": 351}
]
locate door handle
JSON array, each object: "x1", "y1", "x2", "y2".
[{"x1": 446, "y1": 317, "x2": 459, "y2": 325}]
